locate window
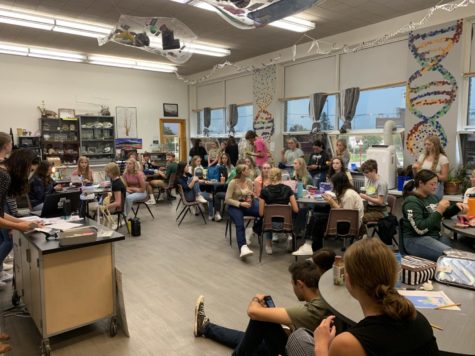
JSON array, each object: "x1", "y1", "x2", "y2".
[
  {"x1": 329, "y1": 130, "x2": 405, "y2": 168},
  {"x1": 468, "y1": 77, "x2": 475, "y2": 126},
  {"x1": 285, "y1": 95, "x2": 336, "y2": 132},
  {"x1": 196, "y1": 108, "x2": 226, "y2": 136},
  {"x1": 346, "y1": 85, "x2": 406, "y2": 130},
  {"x1": 233, "y1": 104, "x2": 253, "y2": 135}
]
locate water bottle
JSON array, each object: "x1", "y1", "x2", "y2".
[
  {"x1": 468, "y1": 194, "x2": 475, "y2": 217},
  {"x1": 394, "y1": 252, "x2": 402, "y2": 288},
  {"x1": 63, "y1": 199, "x2": 71, "y2": 220},
  {"x1": 295, "y1": 181, "x2": 303, "y2": 199}
]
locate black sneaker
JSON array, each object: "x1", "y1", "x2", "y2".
[{"x1": 193, "y1": 295, "x2": 209, "y2": 337}]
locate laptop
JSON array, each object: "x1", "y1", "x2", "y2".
[{"x1": 37, "y1": 191, "x2": 81, "y2": 218}]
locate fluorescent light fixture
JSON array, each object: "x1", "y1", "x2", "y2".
[
  {"x1": 183, "y1": 42, "x2": 230, "y2": 57},
  {"x1": 53, "y1": 19, "x2": 112, "y2": 38},
  {"x1": 170, "y1": 0, "x2": 315, "y2": 32},
  {"x1": 269, "y1": 16, "x2": 315, "y2": 32},
  {"x1": 89, "y1": 55, "x2": 177, "y2": 72},
  {"x1": 0, "y1": 43, "x2": 28, "y2": 56},
  {"x1": 0, "y1": 9, "x2": 54, "y2": 30},
  {"x1": 29, "y1": 48, "x2": 86, "y2": 62}
]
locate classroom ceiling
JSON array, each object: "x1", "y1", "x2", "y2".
[{"x1": 0, "y1": 0, "x2": 452, "y2": 75}]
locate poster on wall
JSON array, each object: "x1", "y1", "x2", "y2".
[
  {"x1": 404, "y1": 20, "x2": 463, "y2": 162},
  {"x1": 253, "y1": 65, "x2": 276, "y2": 142},
  {"x1": 116, "y1": 107, "x2": 138, "y2": 138}
]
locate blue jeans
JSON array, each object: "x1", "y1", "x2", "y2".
[
  {"x1": 204, "y1": 319, "x2": 287, "y2": 356},
  {"x1": 187, "y1": 184, "x2": 216, "y2": 217},
  {"x1": 125, "y1": 191, "x2": 148, "y2": 215},
  {"x1": 404, "y1": 235, "x2": 452, "y2": 261},
  {"x1": 0, "y1": 203, "x2": 13, "y2": 271},
  {"x1": 227, "y1": 199, "x2": 260, "y2": 250}
]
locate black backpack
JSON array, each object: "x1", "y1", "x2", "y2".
[{"x1": 376, "y1": 214, "x2": 398, "y2": 245}]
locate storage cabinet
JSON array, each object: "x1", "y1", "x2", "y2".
[
  {"x1": 79, "y1": 116, "x2": 115, "y2": 162},
  {"x1": 18, "y1": 136, "x2": 41, "y2": 157},
  {"x1": 40, "y1": 118, "x2": 80, "y2": 164}
]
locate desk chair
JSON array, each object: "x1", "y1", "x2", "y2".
[
  {"x1": 154, "y1": 173, "x2": 177, "y2": 204},
  {"x1": 364, "y1": 195, "x2": 396, "y2": 233},
  {"x1": 110, "y1": 196, "x2": 130, "y2": 235},
  {"x1": 131, "y1": 195, "x2": 155, "y2": 219},
  {"x1": 324, "y1": 209, "x2": 359, "y2": 251},
  {"x1": 225, "y1": 206, "x2": 255, "y2": 247},
  {"x1": 176, "y1": 185, "x2": 207, "y2": 226},
  {"x1": 258, "y1": 205, "x2": 295, "y2": 262},
  {"x1": 398, "y1": 218, "x2": 408, "y2": 255}
]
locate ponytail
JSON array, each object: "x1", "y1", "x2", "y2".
[
  {"x1": 375, "y1": 285, "x2": 417, "y2": 321},
  {"x1": 402, "y1": 179, "x2": 415, "y2": 198}
]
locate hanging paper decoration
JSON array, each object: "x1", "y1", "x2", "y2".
[
  {"x1": 405, "y1": 20, "x2": 463, "y2": 156},
  {"x1": 253, "y1": 65, "x2": 276, "y2": 141},
  {"x1": 99, "y1": 15, "x2": 197, "y2": 64},
  {"x1": 185, "y1": 0, "x2": 321, "y2": 30}
]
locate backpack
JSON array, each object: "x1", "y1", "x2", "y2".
[{"x1": 376, "y1": 214, "x2": 398, "y2": 245}]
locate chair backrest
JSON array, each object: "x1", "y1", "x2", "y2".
[
  {"x1": 262, "y1": 204, "x2": 293, "y2": 233},
  {"x1": 177, "y1": 185, "x2": 195, "y2": 206},
  {"x1": 167, "y1": 173, "x2": 177, "y2": 189},
  {"x1": 398, "y1": 217, "x2": 408, "y2": 255},
  {"x1": 324, "y1": 209, "x2": 359, "y2": 238},
  {"x1": 387, "y1": 194, "x2": 397, "y2": 215}
]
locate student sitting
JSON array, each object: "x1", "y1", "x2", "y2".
[
  {"x1": 292, "y1": 158, "x2": 312, "y2": 186},
  {"x1": 244, "y1": 156, "x2": 260, "y2": 181},
  {"x1": 29, "y1": 160, "x2": 62, "y2": 211},
  {"x1": 360, "y1": 159, "x2": 388, "y2": 223},
  {"x1": 253, "y1": 162, "x2": 272, "y2": 197},
  {"x1": 219, "y1": 153, "x2": 234, "y2": 177},
  {"x1": 122, "y1": 158, "x2": 148, "y2": 216},
  {"x1": 327, "y1": 157, "x2": 353, "y2": 186},
  {"x1": 71, "y1": 156, "x2": 94, "y2": 184},
  {"x1": 259, "y1": 168, "x2": 299, "y2": 255},
  {"x1": 175, "y1": 161, "x2": 219, "y2": 221},
  {"x1": 402, "y1": 169, "x2": 466, "y2": 261},
  {"x1": 286, "y1": 239, "x2": 439, "y2": 356},
  {"x1": 191, "y1": 155, "x2": 205, "y2": 178},
  {"x1": 293, "y1": 172, "x2": 364, "y2": 256},
  {"x1": 280, "y1": 137, "x2": 304, "y2": 172},
  {"x1": 307, "y1": 140, "x2": 330, "y2": 188},
  {"x1": 193, "y1": 256, "x2": 332, "y2": 356},
  {"x1": 103, "y1": 163, "x2": 126, "y2": 213},
  {"x1": 225, "y1": 164, "x2": 260, "y2": 259},
  {"x1": 148, "y1": 152, "x2": 178, "y2": 200},
  {"x1": 207, "y1": 141, "x2": 220, "y2": 167}
]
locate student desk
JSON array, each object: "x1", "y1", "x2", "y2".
[
  {"x1": 319, "y1": 269, "x2": 475, "y2": 355},
  {"x1": 12, "y1": 218, "x2": 125, "y2": 355}
]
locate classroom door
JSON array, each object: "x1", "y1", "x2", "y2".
[{"x1": 159, "y1": 119, "x2": 187, "y2": 162}]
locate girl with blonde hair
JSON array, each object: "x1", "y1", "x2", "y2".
[
  {"x1": 412, "y1": 135, "x2": 449, "y2": 199},
  {"x1": 122, "y1": 158, "x2": 148, "y2": 216},
  {"x1": 292, "y1": 158, "x2": 312, "y2": 186},
  {"x1": 72, "y1": 156, "x2": 94, "y2": 184}
]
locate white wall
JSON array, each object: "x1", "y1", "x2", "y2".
[{"x1": 0, "y1": 54, "x2": 188, "y2": 152}]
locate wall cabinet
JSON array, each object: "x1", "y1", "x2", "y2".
[
  {"x1": 40, "y1": 118, "x2": 80, "y2": 164},
  {"x1": 79, "y1": 116, "x2": 115, "y2": 162}
]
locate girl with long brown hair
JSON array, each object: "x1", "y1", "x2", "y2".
[{"x1": 412, "y1": 135, "x2": 449, "y2": 199}]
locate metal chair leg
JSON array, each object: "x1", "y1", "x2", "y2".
[
  {"x1": 176, "y1": 205, "x2": 187, "y2": 222},
  {"x1": 258, "y1": 232, "x2": 264, "y2": 263},
  {"x1": 197, "y1": 205, "x2": 207, "y2": 224},
  {"x1": 178, "y1": 207, "x2": 190, "y2": 226},
  {"x1": 144, "y1": 203, "x2": 155, "y2": 219}
]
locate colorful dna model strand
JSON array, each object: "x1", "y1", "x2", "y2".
[{"x1": 406, "y1": 20, "x2": 463, "y2": 156}]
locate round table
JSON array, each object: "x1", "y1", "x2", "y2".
[
  {"x1": 319, "y1": 269, "x2": 475, "y2": 355},
  {"x1": 443, "y1": 218, "x2": 475, "y2": 240}
]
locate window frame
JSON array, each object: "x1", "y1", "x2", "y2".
[
  {"x1": 233, "y1": 103, "x2": 254, "y2": 136},
  {"x1": 195, "y1": 107, "x2": 228, "y2": 137},
  {"x1": 283, "y1": 94, "x2": 338, "y2": 134}
]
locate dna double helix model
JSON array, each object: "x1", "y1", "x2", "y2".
[{"x1": 406, "y1": 20, "x2": 463, "y2": 156}]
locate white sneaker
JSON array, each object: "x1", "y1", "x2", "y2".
[
  {"x1": 287, "y1": 235, "x2": 294, "y2": 252},
  {"x1": 208, "y1": 215, "x2": 214, "y2": 221},
  {"x1": 272, "y1": 233, "x2": 279, "y2": 242},
  {"x1": 240, "y1": 245, "x2": 254, "y2": 259},
  {"x1": 292, "y1": 241, "x2": 313, "y2": 256},
  {"x1": 4, "y1": 255, "x2": 13, "y2": 264},
  {"x1": 3, "y1": 263, "x2": 13, "y2": 271},
  {"x1": 0, "y1": 271, "x2": 12, "y2": 282},
  {"x1": 214, "y1": 212, "x2": 222, "y2": 222},
  {"x1": 145, "y1": 197, "x2": 156, "y2": 205},
  {"x1": 196, "y1": 195, "x2": 207, "y2": 204},
  {"x1": 265, "y1": 245, "x2": 273, "y2": 255}
]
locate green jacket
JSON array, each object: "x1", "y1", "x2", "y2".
[{"x1": 402, "y1": 194, "x2": 460, "y2": 238}]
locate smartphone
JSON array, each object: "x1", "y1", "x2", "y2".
[{"x1": 263, "y1": 295, "x2": 275, "y2": 308}]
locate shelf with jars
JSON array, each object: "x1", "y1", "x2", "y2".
[
  {"x1": 40, "y1": 117, "x2": 80, "y2": 164},
  {"x1": 79, "y1": 116, "x2": 115, "y2": 162}
]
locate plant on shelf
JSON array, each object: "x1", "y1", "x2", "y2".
[{"x1": 444, "y1": 165, "x2": 469, "y2": 195}]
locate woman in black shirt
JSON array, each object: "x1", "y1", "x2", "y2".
[
  {"x1": 259, "y1": 168, "x2": 299, "y2": 254},
  {"x1": 286, "y1": 238, "x2": 439, "y2": 356},
  {"x1": 104, "y1": 162, "x2": 126, "y2": 213},
  {"x1": 225, "y1": 136, "x2": 239, "y2": 166},
  {"x1": 189, "y1": 139, "x2": 208, "y2": 168},
  {"x1": 29, "y1": 160, "x2": 61, "y2": 210}
]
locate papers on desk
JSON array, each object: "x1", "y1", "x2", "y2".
[
  {"x1": 46, "y1": 221, "x2": 82, "y2": 231},
  {"x1": 398, "y1": 290, "x2": 461, "y2": 310}
]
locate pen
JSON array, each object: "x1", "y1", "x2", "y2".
[
  {"x1": 434, "y1": 303, "x2": 461, "y2": 310},
  {"x1": 430, "y1": 323, "x2": 443, "y2": 331}
]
